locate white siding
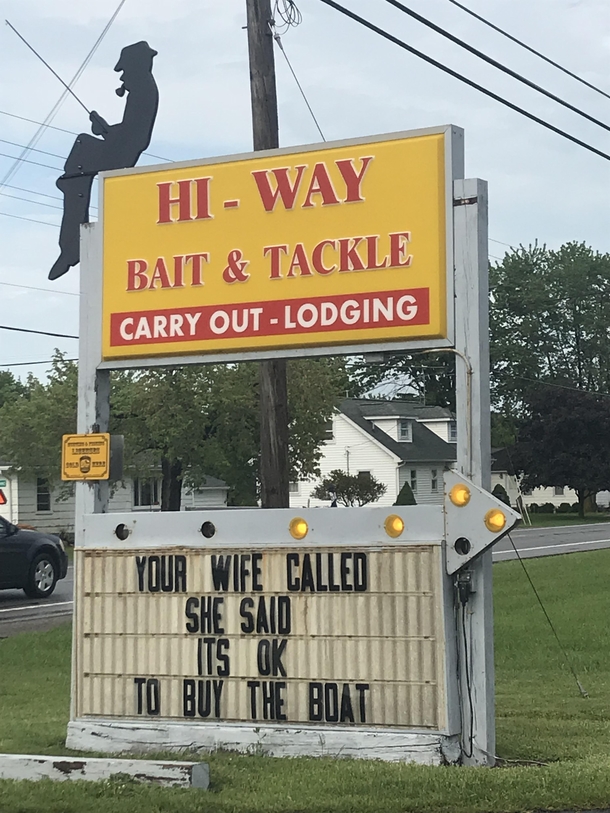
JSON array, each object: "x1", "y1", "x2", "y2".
[
  {"x1": 290, "y1": 413, "x2": 400, "y2": 508},
  {"x1": 420, "y1": 420, "x2": 451, "y2": 442},
  {"x1": 0, "y1": 467, "x2": 18, "y2": 523},
  {"x1": 398, "y1": 465, "x2": 443, "y2": 506},
  {"x1": 366, "y1": 417, "x2": 399, "y2": 441},
  {"x1": 16, "y1": 478, "x2": 228, "y2": 533},
  {"x1": 491, "y1": 472, "x2": 578, "y2": 510}
]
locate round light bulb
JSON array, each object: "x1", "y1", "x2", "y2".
[
  {"x1": 449, "y1": 483, "x2": 471, "y2": 507},
  {"x1": 484, "y1": 508, "x2": 506, "y2": 533},
  {"x1": 289, "y1": 517, "x2": 308, "y2": 540},
  {"x1": 384, "y1": 514, "x2": 405, "y2": 538}
]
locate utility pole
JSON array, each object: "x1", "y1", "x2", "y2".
[{"x1": 246, "y1": 0, "x2": 290, "y2": 508}]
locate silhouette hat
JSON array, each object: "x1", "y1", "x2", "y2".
[{"x1": 114, "y1": 41, "x2": 158, "y2": 72}]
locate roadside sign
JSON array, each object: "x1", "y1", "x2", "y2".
[
  {"x1": 0, "y1": 489, "x2": 6, "y2": 506},
  {"x1": 100, "y1": 127, "x2": 459, "y2": 362},
  {"x1": 61, "y1": 433, "x2": 110, "y2": 481},
  {"x1": 0, "y1": 479, "x2": 6, "y2": 487}
]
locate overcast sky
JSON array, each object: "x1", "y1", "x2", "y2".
[{"x1": 1, "y1": 0, "x2": 609, "y2": 379}]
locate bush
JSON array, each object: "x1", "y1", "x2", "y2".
[
  {"x1": 492, "y1": 483, "x2": 510, "y2": 506},
  {"x1": 571, "y1": 503, "x2": 580, "y2": 513},
  {"x1": 528, "y1": 502, "x2": 539, "y2": 514},
  {"x1": 394, "y1": 481, "x2": 417, "y2": 506},
  {"x1": 557, "y1": 502, "x2": 572, "y2": 514},
  {"x1": 539, "y1": 502, "x2": 556, "y2": 514}
]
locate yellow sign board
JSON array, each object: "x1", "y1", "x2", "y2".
[
  {"x1": 62, "y1": 434, "x2": 110, "y2": 481},
  {"x1": 101, "y1": 128, "x2": 456, "y2": 361}
]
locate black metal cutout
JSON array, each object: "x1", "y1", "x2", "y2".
[{"x1": 49, "y1": 41, "x2": 159, "y2": 281}]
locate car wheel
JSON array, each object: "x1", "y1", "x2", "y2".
[{"x1": 24, "y1": 552, "x2": 58, "y2": 599}]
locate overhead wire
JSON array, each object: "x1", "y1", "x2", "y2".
[
  {"x1": 316, "y1": 0, "x2": 610, "y2": 163},
  {"x1": 0, "y1": 324, "x2": 78, "y2": 339},
  {"x1": 382, "y1": 0, "x2": 610, "y2": 135},
  {"x1": 0, "y1": 151, "x2": 61, "y2": 171},
  {"x1": 0, "y1": 138, "x2": 65, "y2": 161},
  {"x1": 0, "y1": 191, "x2": 62, "y2": 210},
  {"x1": 445, "y1": 0, "x2": 610, "y2": 103},
  {"x1": 0, "y1": 280, "x2": 78, "y2": 297},
  {"x1": 0, "y1": 211, "x2": 58, "y2": 227},
  {"x1": 1, "y1": 358, "x2": 77, "y2": 368},
  {"x1": 1, "y1": 0, "x2": 127, "y2": 189}
]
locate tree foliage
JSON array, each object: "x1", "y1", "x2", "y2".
[
  {"x1": 0, "y1": 353, "x2": 77, "y2": 482},
  {"x1": 512, "y1": 385, "x2": 610, "y2": 517},
  {"x1": 490, "y1": 242, "x2": 610, "y2": 412},
  {"x1": 311, "y1": 469, "x2": 387, "y2": 507},
  {"x1": 0, "y1": 353, "x2": 347, "y2": 510},
  {"x1": 394, "y1": 481, "x2": 417, "y2": 505},
  {"x1": 0, "y1": 371, "x2": 26, "y2": 411},
  {"x1": 347, "y1": 352, "x2": 455, "y2": 408}
]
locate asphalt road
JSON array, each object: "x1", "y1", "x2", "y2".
[
  {"x1": 0, "y1": 565, "x2": 73, "y2": 638},
  {"x1": 492, "y1": 521, "x2": 610, "y2": 561},
  {"x1": 1, "y1": 524, "x2": 610, "y2": 637}
]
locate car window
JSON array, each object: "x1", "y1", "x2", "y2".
[{"x1": 0, "y1": 517, "x2": 9, "y2": 538}]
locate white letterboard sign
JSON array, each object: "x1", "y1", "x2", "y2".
[{"x1": 75, "y1": 544, "x2": 447, "y2": 730}]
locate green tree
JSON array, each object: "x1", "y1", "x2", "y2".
[
  {"x1": 0, "y1": 353, "x2": 77, "y2": 482},
  {"x1": 394, "y1": 481, "x2": 417, "y2": 505},
  {"x1": 512, "y1": 385, "x2": 610, "y2": 518},
  {"x1": 490, "y1": 242, "x2": 610, "y2": 412},
  {"x1": 0, "y1": 370, "x2": 26, "y2": 410},
  {"x1": 0, "y1": 354, "x2": 347, "y2": 510},
  {"x1": 347, "y1": 352, "x2": 455, "y2": 408},
  {"x1": 311, "y1": 469, "x2": 387, "y2": 507}
]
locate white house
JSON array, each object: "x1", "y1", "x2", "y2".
[
  {"x1": 2, "y1": 472, "x2": 229, "y2": 537},
  {"x1": 290, "y1": 399, "x2": 457, "y2": 508}
]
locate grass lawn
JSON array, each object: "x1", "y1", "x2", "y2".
[{"x1": 1, "y1": 550, "x2": 610, "y2": 811}]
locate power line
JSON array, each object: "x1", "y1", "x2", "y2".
[
  {"x1": 0, "y1": 138, "x2": 65, "y2": 160},
  {"x1": 316, "y1": 0, "x2": 610, "y2": 163},
  {"x1": 383, "y1": 0, "x2": 610, "y2": 135},
  {"x1": 2, "y1": 183, "x2": 62, "y2": 201},
  {"x1": 0, "y1": 280, "x2": 78, "y2": 297},
  {"x1": 1, "y1": 0, "x2": 127, "y2": 188},
  {"x1": 446, "y1": 0, "x2": 610, "y2": 103},
  {"x1": 0, "y1": 324, "x2": 78, "y2": 339},
  {"x1": 270, "y1": 25, "x2": 326, "y2": 141},
  {"x1": 0, "y1": 191, "x2": 62, "y2": 210},
  {"x1": 0, "y1": 211, "x2": 58, "y2": 227},
  {"x1": 1, "y1": 358, "x2": 77, "y2": 368},
  {"x1": 0, "y1": 151, "x2": 61, "y2": 171}
]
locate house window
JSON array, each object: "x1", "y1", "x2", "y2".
[
  {"x1": 431, "y1": 469, "x2": 438, "y2": 492},
  {"x1": 554, "y1": 486, "x2": 564, "y2": 496},
  {"x1": 289, "y1": 481, "x2": 299, "y2": 494},
  {"x1": 323, "y1": 419, "x2": 334, "y2": 441},
  {"x1": 36, "y1": 478, "x2": 51, "y2": 512},
  {"x1": 358, "y1": 470, "x2": 371, "y2": 481},
  {"x1": 449, "y1": 421, "x2": 457, "y2": 442},
  {"x1": 410, "y1": 469, "x2": 417, "y2": 493},
  {"x1": 399, "y1": 420, "x2": 412, "y2": 442},
  {"x1": 133, "y1": 478, "x2": 160, "y2": 508}
]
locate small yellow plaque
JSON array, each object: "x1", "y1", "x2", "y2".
[{"x1": 61, "y1": 433, "x2": 110, "y2": 481}]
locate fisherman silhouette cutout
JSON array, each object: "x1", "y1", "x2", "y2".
[{"x1": 49, "y1": 41, "x2": 159, "y2": 280}]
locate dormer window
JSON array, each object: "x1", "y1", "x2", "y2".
[
  {"x1": 399, "y1": 420, "x2": 413, "y2": 442},
  {"x1": 449, "y1": 421, "x2": 457, "y2": 442}
]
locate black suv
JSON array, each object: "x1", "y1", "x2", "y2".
[{"x1": 0, "y1": 517, "x2": 69, "y2": 598}]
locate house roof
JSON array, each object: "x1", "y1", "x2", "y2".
[
  {"x1": 491, "y1": 447, "x2": 517, "y2": 475},
  {"x1": 352, "y1": 399, "x2": 453, "y2": 421},
  {"x1": 196, "y1": 475, "x2": 229, "y2": 490},
  {"x1": 339, "y1": 399, "x2": 456, "y2": 464}
]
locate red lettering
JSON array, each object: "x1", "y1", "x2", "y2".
[
  {"x1": 366, "y1": 236, "x2": 389, "y2": 270},
  {"x1": 195, "y1": 177, "x2": 213, "y2": 220},
  {"x1": 312, "y1": 240, "x2": 337, "y2": 275},
  {"x1": 302, "y1": 163, "x2": 341, "y2": 208},
  {"x1": 157, "y1": 180, "x2": 193, "y2": 223},
  {"x1": 252, "y1": 166, "x2": 307, "y2": 212},
  {"x1": 287, "y1": 243, "x2": 313, "y2": 278},
  {"x1": 186, "y1": 253, "x2": 209, "y2": 286},
  {"x1": 335, "y1": 156, "x2": 373, "y2": 202},
  {"x1": 338, "y1": 237, "x2": 365, "y2": 272},
  {"x1": 127, "y1": 259, "x2": 149, "y2": 291},
  {"x1": 173, "y1": 255, "x2": 185, "y2": 288},
  {"x1": 264, "y1": 244, "x2": 289, "y2": 279},
  {"x1": 390, "y1": 232, "x2": 413, "y2": 268},
  {"x1": 149, "y1": 257, "x2": 173, "y2": 289}
]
